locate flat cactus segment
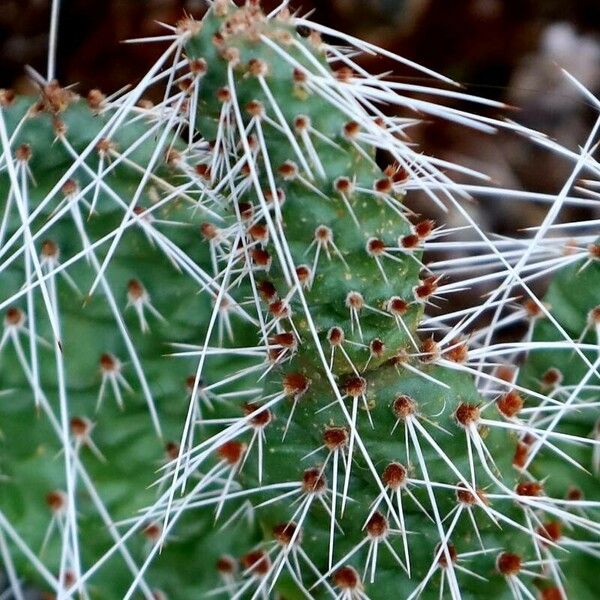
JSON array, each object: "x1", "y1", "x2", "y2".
[
  {"x1": 0, "y1": 93, "x2": 260, "y2": 597},
  {"x1": 514, "y1": 248, "x2": 600, "y2": 599},
  {"x1": 178, "y1": 3, "x2": 600, "y2": 599},
  {"x1": 186, "y1": 1, "x2": 426, "y2": 377}
]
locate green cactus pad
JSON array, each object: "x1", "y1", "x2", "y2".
[{"x1": 0, "y1": 2, "x2": 598, "y2": 599}]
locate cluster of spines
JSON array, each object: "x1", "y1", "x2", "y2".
[
  {"x1": 170, "y1": 2, "x2": 600, "y2": 599},
  {"x1": 0, "y1": 1, "x2": 599, "y2": 599}
]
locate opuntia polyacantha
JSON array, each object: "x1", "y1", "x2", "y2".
[{"x1": 0, "y1": 1, "x2": 599, "y2": 599}]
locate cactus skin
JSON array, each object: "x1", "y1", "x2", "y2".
[
  {"x1": 515, "y1": 246, "x2": 600, "y2": 599},
  {"x1": 0, "y1": 96, "x2": 260, "y2": 597},
  {"x1": 185, "y1": 6, "x2": 508, "y2": 599},
  {"x1": 0, "y1": 1, "x2": 598, "y2": 599},
  {"x1": 178, "y1": 3, "x2": 600, "y2": 599}
]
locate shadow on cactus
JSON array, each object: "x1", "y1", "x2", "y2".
[{"x1": 0, "y1": 1, "x2": 599, "y2": 599}]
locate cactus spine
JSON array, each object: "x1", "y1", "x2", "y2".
[{"x1": 0, "y1": 1, "x2": 599, "y2": 599}]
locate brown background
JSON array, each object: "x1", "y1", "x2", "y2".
[{"x1": 1, "y1": 1, "x2": 599, "y2": 100}]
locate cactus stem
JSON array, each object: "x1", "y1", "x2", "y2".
[{"x1": 87, "y1": 97, "x2": 186, "y2": 299}]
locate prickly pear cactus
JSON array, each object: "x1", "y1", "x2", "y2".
[
  {"x1": 0, "y1": 90, "x2": 259, "y2": 598},
  {"x1": 514, "y1": 242, "x2": 600, "y2": 599},
  {"x1": 0, "y1": 1, "x2": 598, "y2": 599}
]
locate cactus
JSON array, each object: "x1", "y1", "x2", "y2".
[
  {"x1": 0, "y1": 89, "x2": 259, "y2": 597},
  {"x1": 0, "y1": 1, "x2": 599, "y2": 599}
]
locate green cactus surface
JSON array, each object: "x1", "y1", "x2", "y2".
[
  {"x1": 0, "y1": 94, "x2": 260, "y2": 597},
  {"x1": 0, "y1": 2, "x2": 598, "y2": 599}
]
